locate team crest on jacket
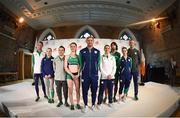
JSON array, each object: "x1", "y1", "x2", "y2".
[
  {"x1": 135, "y1": 52, "x2": 137, "y2": 55},
  {"x1": 94, "y1": 51, "x2": 97, "y2": 54},
  {"x1": 83, "y1": 51, "x2": 86, "y2": 53},
  {"x1": 128, "y1": 59, "x2": 130, "y2": 62}
]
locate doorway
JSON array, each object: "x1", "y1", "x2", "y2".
[{"x1": 17, "y1": 49, "x2": 33, "y2": 80}]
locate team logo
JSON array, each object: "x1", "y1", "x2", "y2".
[
  {"x1": 128, "y1": 59, "x2": 130, "y2": 62},
  {"x1": 135, "y1": 52, "x2": 137, "y2": 55},
  {"x1": 101, "y1": 81, "x2": 104, "y2": 84},
  {"x1": 94, "y1": 51, "x2": 97, "y2": 54},
  {"x1": 83, "y1": 51, "x2": 86, "y2": 53}
]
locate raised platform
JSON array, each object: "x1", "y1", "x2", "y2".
[{"x1": 0, "y1": 80, "x2": 179, "y2": 117}]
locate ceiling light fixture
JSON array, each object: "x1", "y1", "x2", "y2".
[{"x1": 18, "y1": 17, "x2": 24, "y2": 23}]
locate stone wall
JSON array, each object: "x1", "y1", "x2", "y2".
[{"x1": 139, "y1": 0, "x2": 180, "y2": 73}]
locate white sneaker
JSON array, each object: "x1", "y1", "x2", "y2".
[
  {"x1": 91, "y1": 105, "x2": 96, "y2": 111},
  {"x1": 97, "y1": 104, "x2": 101, "y2": 110},
  {"x1": 82, "y1": 105, "x2": 88, "y2": 113},
  {"x1": 119, "y1": 94, "x2": 122, "y2": 101},
  {"x1": 122, "y1": 95, "x2": 126, "y2": 102},
  {"x1": 108, "y1": 103, "x2": 113, "y2": 107}
]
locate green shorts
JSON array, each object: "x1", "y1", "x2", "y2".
[{"x1": 66, "y1": 72, "x2": 78, "y2": 80}]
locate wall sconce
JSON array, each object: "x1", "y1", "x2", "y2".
[
  {"x1": 16, "y1": 17, "x2": 25, "y2": 29},
  {"x1": 155, "y1": 22, "x2": 160, "y2": 29},
  {"x1": 150, "y1": 18, "x2": 161, "y2": 30}
]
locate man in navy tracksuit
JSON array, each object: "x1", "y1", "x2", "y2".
[{"x1": 79, "y1": 36, "x2": 100, "y2": 112}]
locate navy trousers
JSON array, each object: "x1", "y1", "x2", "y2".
[
  {"x1": 132, "y1": 72, "x2": 139, "y2": 96},
  {"x1": 34, "y1": 74, "x2": 46, "y2": 97},
  {"x1": 82, "y1": 76, "x2": 98, "y2": 106},
  {"x1": 98, "y1": 79, "x2": 113, "y2": 104},
  {"x1": 119, "y1": 75, "x2": 131, "y2": 95}
]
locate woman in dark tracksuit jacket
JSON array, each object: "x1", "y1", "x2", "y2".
[
  {"x1": 119, "y1": 47, "x2": 132, "y2": 102},
  {"x1": 41, "y1": 48, "x2": 55, "y2": 103}
]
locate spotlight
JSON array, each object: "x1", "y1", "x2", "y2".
[{"x1": 18, "y1": 17, "x2": 24, "y2": 23}]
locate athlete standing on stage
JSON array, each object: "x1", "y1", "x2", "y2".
[
  {"x1": 32, "y1": 41, "x2": 47, "y2": 102},
  {"x1": 53, "y1": 46, "x2": 69, "y2": 107},
  {"x1": 128, "y1": 39, "x2": 141, "y2": 100},
  {"x1": 64, "y1": 42, "x2": 81, "y2": 110},
  {"x1": 41, "y1": 48, "x2": 55, "y2": 103},
  {"x1": 103, "y1": 42, "x2": 121, "y2": 103},
  {"x1": 119, "y1": 47, "x2": 132, "y2": 102},
  {"x1": 79, "y1": 36, "x2": 100, "y2": 112},
  {"x1": 97, "y1": 45, "x2": 116, "y2": 108}
]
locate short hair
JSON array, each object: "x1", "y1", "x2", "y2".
[
  {"x1": 47, "y1": 48, "x2": 52, "y2": 51},
  {"x1": 104, "y1": 45, "x2": 110, "y2": 49},
  {"x1": 59, "y1": 46, "x2": 65, "y2": 51},
  {"x1": 111, "y1": 42, "x2": 118, "y2": 50},
  {"x1": 129, "y1": 39, "x2": 135, "y2": 42},
  {"x1": 86, "y1": 35, "x2": 94, "y2": 40},
  {"x1": 70, "y1": 42, "x2": 77, "y2": 47},
  {"x1": 122, "y1": 47, "x2": 127, "y2": 50},
  {"x1": 38, "y1": 41, "x2": 43, "y2": 46}
]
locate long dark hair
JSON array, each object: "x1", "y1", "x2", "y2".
[{"x1": 111, "y1": 42, "x2": 118, "y2": 50}]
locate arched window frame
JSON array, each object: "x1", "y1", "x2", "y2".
[
  {"x1": 74, "y1": 25, "x2": 100, "y2": 39},
  {"x1": 38, "y1": 28, "x2": 56, "y2": 41}
]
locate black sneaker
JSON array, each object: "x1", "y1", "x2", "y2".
[
  {"x1": 113, "y1": 97, "x2": 118, "y2": 102},
  {"x1": 48, "y1": 99, "x2": 51, "y2": 103},
  {"x1": 70, "y1": 105, "x2": 75, "y2": 110},
  {"x1": 103, "y1": 97, "x2": 107, "y2": 103},
  {"x1": 134, "y1": 95, "x2": 139, "y2": 101},
  {"x1": 35, "y1": 97, "x2": 40, "y2": 102},
  {"x1": 76, "y1": 104, "x2": 81, "y2": 109},
  {"x1": 44, "y1": 95, "x2": 48, "y2": 99},
  {"x1": 139, "y1": 83, "x2": 145, "y2": 86},
  {"x1": 65, "y1": 102, "x2": 70, "y2": 107},
  {"x1": 57, "y1": 101, "x2": 63, "y2": 107},
  {"x1": 51, "y1": 99, "x2": 54, "y2": 103},
  {"x1": 32, "y1": 82, "x2": 35, "y2": 86}
]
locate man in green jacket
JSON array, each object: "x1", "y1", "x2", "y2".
[{"x1": 128, "y1": 39, "x2": 141, "y2": 101}]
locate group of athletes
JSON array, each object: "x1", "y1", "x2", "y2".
[{"x1": 32, "y1": 36, "x2": 141, "y2": 112}]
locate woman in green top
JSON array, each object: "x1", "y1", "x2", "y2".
[{"x1": 64, "y1": 42, "x2": 81, "y2": 110}]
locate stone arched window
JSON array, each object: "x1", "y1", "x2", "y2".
[
  {"x1": 119, "y1": 28, "x2": 137, "y2": 41},
  {"x1": 74, "y1": 25, "x2": 100, "y2": 39},
  {"x1": 38, "y1": 28, "x2": 56, "y2": 41}
]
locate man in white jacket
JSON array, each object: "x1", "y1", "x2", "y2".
[
  {"x1": 32, "y1": 41, "x2": 47, "y2": 102},
  {"x1": 97, "y1": 45, "x2": 116, "y2": 107}
]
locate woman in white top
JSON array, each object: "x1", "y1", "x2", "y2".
[{"x1": 97, "y1": 45, "x2": 116, "y2": 108}]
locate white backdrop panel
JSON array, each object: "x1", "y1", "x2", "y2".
[{"x1": 41, "y1": 39, "x2": 140, "y2": 57}]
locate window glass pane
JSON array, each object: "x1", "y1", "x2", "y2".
[
  {"x1": 78, "y1": 29, "x2": 95, "y2": 39},
  {"x1": 120, "y1": 32, "x2": 131, "y2": 40},
  {"x1": 43, "y1": 33, "x2": 55, "y2": 41}
]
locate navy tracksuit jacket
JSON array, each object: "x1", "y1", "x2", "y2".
[{"x1": 79, "y1": 47, "x2": 100, "y2": 106}]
